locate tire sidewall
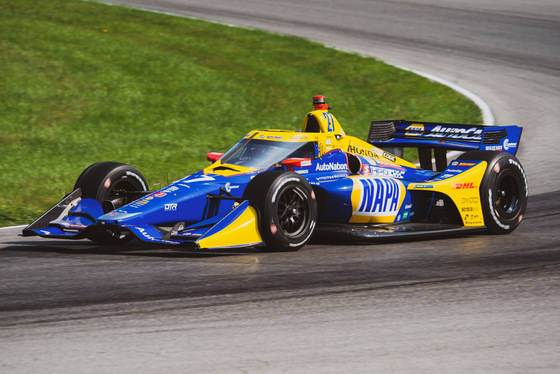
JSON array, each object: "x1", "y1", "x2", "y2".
[
  {"x1": 459, "y1": 151, "x2": 528, "y2": 234},
  {"x1": 75, "y1": 162, "x2": 148, "y2": 205}
]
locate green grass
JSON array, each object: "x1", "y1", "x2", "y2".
[{"x1": 0, "y1": 0, "x2": 481, "y2": 226}]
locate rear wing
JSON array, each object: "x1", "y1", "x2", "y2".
[
  {"x1": 368, "y1": 120, "x2": 522, "y2": 154},
  {"x1": 367, "y1": 120, "x2": 522, "y2": 171}
]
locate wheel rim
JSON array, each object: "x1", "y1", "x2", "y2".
[
  {"x1": 277, "y1": 186, "x2": 310, "y2": 238},
  {"x1": 101, "y1": 179, "x2": 144, "y2": 241},
  {"x1": 102, "y1": 179, "x2": 141, "y2": 212},
  {"x1": 494, "y1": 174, "x2": 520, "y2": 219}
]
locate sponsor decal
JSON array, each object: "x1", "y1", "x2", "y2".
[
  {"x1": 461, "y1": 196, "x2": 479, "y2": 204},
  {"x1": 503, "y1": 139, "x2": 517, "y2": 151},
  {"x1": 356, "y1": 178, "x2": 403, "y2": 215},
  {"x1": 270, "y1": 224, "x2": 278, "y2": 235},
  {"x1": 405, "y1": 123, "x2": 424, "y2": 135},
  {"x1": 348, "y1": 143, "x2": 376, "y2": 158},
  {"x1": 162, "y1": 186, "x2": 179, "y2": 193},
  {"x1": 136, "y1": 227, "x2": 177, "y2": 244},
  {"x1": 137, "y1": 227, "x2": 156, "y2": 241},
  {"x1": 450, "y1": 162, "x2": 478, "y2": 168},
  {"x1": 154, "y1": 192, "x2": 166, "y2": 198},
  {"x1": 403, "y1": 211, "x2": 409, "y2": 220},
  {"x1": 373, "y1": 148, "x2": 397, "y2": 162},
  {"x1": 104, "y1": 178, "x2": 111, "y2": 188},
  {"x1": 362, "y1": 164, "x2": 370, "y2": 175},
  {"x1": 225, "y1": 182, "x2": 240, "y2": 193},
  {"x1": 425, "y1": 125, "x2": 483, "y2": 141},
  {"x1": 494, "y1": 163, "x2": 500, "y2": 173},
  {"x1": 437, "y1": 173, "x2": 455, "y2": 179},
  {"x1": 382, "y1": 151, "x2": 396, "y2": 162},
  {"x1": 315, "y1": 174, "x2": 346, "y2": 181},
  {"x1": 412, "y1": 184, "x2": 434, "y2": 189},
  {"x1": 461, "y1": 206, "x2": 480, "y2": 213},
  {"x1": 370, "y1": 166, "x2": 404, "y2": 179},
  {"x1": 316, "y1": 162, "x2": 347, "y2": 172},
  {"x1": 182, "y1": 232, "x2": 202, "y2": 237},
  {"x1": 290, "y1": 134, "x2": 308, "y2": 140},
  {"x1": 485, "y1": 145, "x2": 503, "y2": 151},
  {"x1": 464, "y1": 213, "x2": 482, "y2": 225},
  {"x1": 164, "y1": 203, "x2": 177, "y2": 212},
  {"x1": 296, "y1": 169, "x2": 309, "y2": 174},
  {"x1": 452, "y1": 182, "x2": 477, "y2": 189}
]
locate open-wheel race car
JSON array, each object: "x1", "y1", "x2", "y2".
[{"x1": 22, "y1": 96, "x2": 528, "y2": 251}]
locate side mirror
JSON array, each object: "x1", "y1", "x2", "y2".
[
  {"x1": 207, "y1": 152, "x2": 224, "y2": 163},
  {"x1": 281, "y1": 158, "x2": 312, "y2": 171}
]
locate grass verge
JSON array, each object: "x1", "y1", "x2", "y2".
[{"x1": 0, "y1": 0, "x2": 481, "y2": 226}]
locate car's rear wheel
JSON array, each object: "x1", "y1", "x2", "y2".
[
  {"x1": 457, "y1": 151, "x2": 528, "y2": 234},
  {"x1": 243, "y1": 170, "x2": 317, "y2": 251},
  {"x1": 74, "y1": 162, "x2": 148, "y2": 243}
]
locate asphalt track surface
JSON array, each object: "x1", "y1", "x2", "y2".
[{"x1": 1, "y1": 1, "x2": 559, "y2": 373}]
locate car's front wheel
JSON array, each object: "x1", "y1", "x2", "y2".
[
  {"x1": 74, "y1": 162, "x2": 148, "y2": 243},
  {"x1": 243, "y1": 170, "x2": 317, "y2": 251}
]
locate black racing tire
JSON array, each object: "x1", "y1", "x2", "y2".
[
  {"x1": 457, "y1": 151, "x2": 528, "y2": 234},
  {"x1": 243, "y1": 170, "x2": 317, "y2": 251},
  {"x1": 74, "y1": 162, "x2": 148, "y2": 244}
]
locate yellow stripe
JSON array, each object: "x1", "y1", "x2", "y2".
[{"x1": 196, "y1": 206, "x2": 263, "y2": 249}]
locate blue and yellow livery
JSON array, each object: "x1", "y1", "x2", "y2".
[{"x1": 22, "y1": 96, "x2": 528, "y2": 251}]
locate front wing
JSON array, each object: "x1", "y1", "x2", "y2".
[{"x1": 22, "y1": 193, "x2": 264, "y2": 249}]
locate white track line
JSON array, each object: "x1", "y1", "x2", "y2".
[
  {"x1": 394, "y1": 65, "x2": 495, "y2": 125},
  {"x1": 391, "y1": 66, "x2": 495, "y2": 164},
  {"x1": 0, "y1": 225, "x2": 26, "y2": 230}
]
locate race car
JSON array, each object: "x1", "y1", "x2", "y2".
[{"x1": 22, "y1": 95, "x2": 528, "y2": 251}]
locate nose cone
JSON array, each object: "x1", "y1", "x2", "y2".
[
  {"x1": 97, "y1": 188, "x2": 207, "y2": 227},
  {"x1": 97, "y1": 175, "x2": 237, "y2": 227}
]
